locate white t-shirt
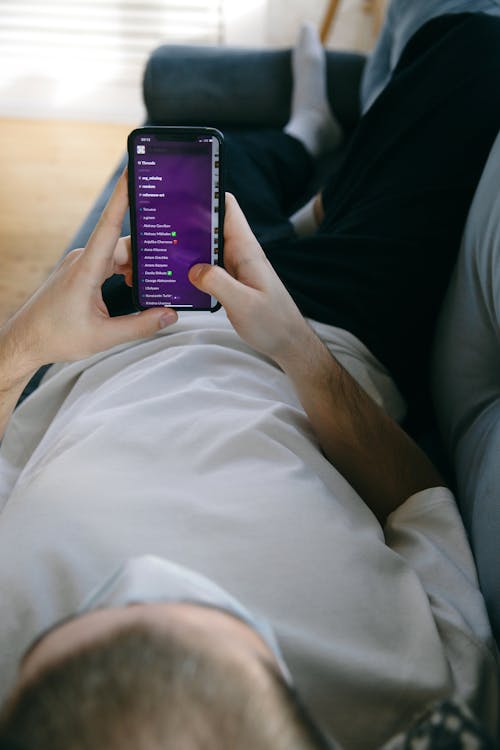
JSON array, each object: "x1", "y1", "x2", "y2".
[{"x1": 0, "y1": 312, "x2": 497, "y2": 748}]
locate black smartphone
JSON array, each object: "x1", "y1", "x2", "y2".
[{"x1": 127, "y1": 126, "x2": 224, "y2": 312}]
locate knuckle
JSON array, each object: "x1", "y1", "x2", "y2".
[
  {"x1": 201, "y1": 264, "x2": 217, "y2": 280},
  {"x1": 195, "y1": 264, "x2": 217, "y2": 288},
  {"x1": 66, "y1": 248, "x2": 84, "y2": 260},
  {"x1": 58, "y1": 248, "x2": 83, "y2": 269}
]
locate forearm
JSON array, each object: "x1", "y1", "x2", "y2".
[
  {"x1": 0, "y1": 321, "x2": 40, "y2": 442},
  {"x1": 189, "y1": 192, "x2": 444, "y2": 522},
  {"x1": 276, "y1": 325, "x2": 444, "y2": 524}
]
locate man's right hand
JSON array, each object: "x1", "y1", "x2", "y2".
[
  {"x1": 190, "y1": 194, "x2": 444, "y2": 522},
  {"x1": 188, "y1": 193, "x2": 312, "y2": 368}
]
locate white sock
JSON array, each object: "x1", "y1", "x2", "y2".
[
  {"x1": 289, "y1": 195, "x2": 319, "y2": 237},
  {"x1": 284, "y1": 22, "x2": 343, "y2": 157}
]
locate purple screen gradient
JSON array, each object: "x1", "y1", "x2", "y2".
[{"x1": 132, "y1": 133, "x2": 213, "y2": 308}]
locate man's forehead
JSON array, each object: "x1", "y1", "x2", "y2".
[
  {"x1": 19, "y1": 602, "x2": 259, "y2": 674},
  {"x1": 20, "y1": 612, "x2": 82, "y2": 667}
]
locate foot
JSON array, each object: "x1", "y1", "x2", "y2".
[
  {"x1": 289, "y1": 192, "x2": 325, "y2": 237},
  {"x1": 284, "y1": 22, "x2": 343, "y2": 157}
]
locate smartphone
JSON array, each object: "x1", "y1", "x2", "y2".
[{"x1": 127, "y1": 126, "x2": 224, "y2": 312}]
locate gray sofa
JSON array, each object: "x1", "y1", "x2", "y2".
[
  {"x1": 19, "y1": 44, "x2": 500, "y2": 654},
  {"x1": 63, "y1": 45, "x2": 366, "y2": 320},
  {"x1": 68, "y1": 45, "x2": 366, "y2": 248},
  {"x1": 431, "y1": 127, "x2": 500, "y2": 656}
]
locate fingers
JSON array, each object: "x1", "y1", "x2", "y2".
[
  {"x1": 190, "y1": 194, "x2": 272, "y2": 308},
  {"x1": 222, "y1": 193, "x2": 270, "y2": 288},
  {"x1": 189, "y1": 263, "x2": 253, "y2": 309},
  {"x1": 224, "y1": 193, "x2": 265, "y2": 259},
  {"x1": 113, "y1": 236, "x2": 131, "y2": 267},
  {"x1": 224, "y1": 193, "x2": 254, "y2": 243},
  {"x1": 112, "y1": 236, "x2": 133, "y2": 286},
  {"x1": 81, "y1": 168, "x2": 129, "y2": 280},
  {"x1": 99, "y1": 307, "x2": 178, "y2": 349}
]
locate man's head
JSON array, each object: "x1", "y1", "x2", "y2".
[{"x1": 0, "y1": 602, "x2": 332, "y2": 750}]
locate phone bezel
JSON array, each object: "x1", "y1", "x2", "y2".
[{"x1": 127, "y1": 125, "x2": 224, "y2": 313}]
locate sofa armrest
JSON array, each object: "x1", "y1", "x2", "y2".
[{"x1": 143, "y1": 44, "x2": 366, "y2": 134}]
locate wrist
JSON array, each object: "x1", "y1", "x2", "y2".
[
  {"x1": 275, "y1": 321, "x2": 328, "y2": 379},
  {"x1": 0, "y1": 320, "x2": 41, "y2": 389}
]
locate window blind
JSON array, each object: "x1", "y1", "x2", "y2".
[{"x1": 0, "y1": 0, "x2": 225, "y2": 119}]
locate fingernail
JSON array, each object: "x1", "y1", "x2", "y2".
[
  {"x1": 159, "y1": 312, "x2": 176, "y2": 328},
  {"x1": 189, "y1": 264, "x2": 201, "y2": 281}
]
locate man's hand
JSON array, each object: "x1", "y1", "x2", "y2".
[
  {"x1": 188, "y1": 193, "x2": 312, "y2": 366},
  {"x1": 1, "y1": 169, "x2": 178, "y2": 377},
  {"x1": 0, "y1": 168, "x2": 178, "y2": 442},
  {"x1": 191, "y1": 194, "x2": 444, "y2": 523}
]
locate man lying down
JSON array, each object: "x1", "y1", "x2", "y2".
[{"x1": 1, "y1": 3, "x2": 500, "y2": 748}]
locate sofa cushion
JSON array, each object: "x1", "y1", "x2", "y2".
[{"x1": 431, "y1": 129, "x2": 500, "y2": 646}]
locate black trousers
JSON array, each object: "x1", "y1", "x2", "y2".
[
  {"x1": 17, "y1": 13, "x2": 500, "y2": 432},
  {"x1": 223, "y1": 12, "x2": 500, "y2": 430}
]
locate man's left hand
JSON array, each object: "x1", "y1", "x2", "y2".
[{"x1": 1, "y1": 169, "x2": 177, "y2": 377}]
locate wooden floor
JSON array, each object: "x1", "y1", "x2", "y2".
[
  {"x1": 0, "y1": 3, "x2": 389, "y2": 329},
  {"x1": 0, "y1": 118, "x2": 134, "y2": 326}
]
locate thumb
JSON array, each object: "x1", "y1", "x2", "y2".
[
  {"x1": 189, "y1": 263, "x2": 250, "y2": 309},
  {"x1": 99, "y1": 307, "x2": 178, "y2": 348}
]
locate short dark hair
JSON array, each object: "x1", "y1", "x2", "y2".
[{"x1": 0, "y1": 623, "x2": 332, "y2": 750}]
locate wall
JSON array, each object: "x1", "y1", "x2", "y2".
[
  {"x1": 0, "y1": 0, "x2": 383, "y2": 123},
  {"x1": 266, "y1": 0, "x2": 382, "y2": 49}
]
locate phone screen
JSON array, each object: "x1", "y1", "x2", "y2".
[{"x1": 128, "y1": 128, "x2": 222, "y2": 311}]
